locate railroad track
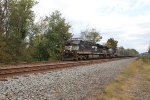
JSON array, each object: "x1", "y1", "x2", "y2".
[{"x1": 0, "y1": 58, "x2": 130, "y2": 79}]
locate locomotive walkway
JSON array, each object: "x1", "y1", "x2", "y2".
[{"x1": 0, "y1": 58, "x2": 136, "y2": 100}]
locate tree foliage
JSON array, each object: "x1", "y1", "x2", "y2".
[
  {"x1": 80, "y1": 28, "x2": 102, "y2": 43},
  {"x1": 30, "y1": 34, "x2": 49, "y2": 61},
  {"x1": 30, "y1": 10, "x2": 72, "y2": 60},
  {"x1": 127, "y1": 49, "x2": 139, "y2": 55},
  {"x1": 148, "y1": 45, "x2": 150, "y2": 54},
  {"x1": 106, "y1": 38, "x2": 118, "y2": 48},
  {"x1": 46, "y1": 11, "x2": 72, "y2": 60},
  {"x1": 0, "y1": 0, "x2": 36, "y2": 63}
]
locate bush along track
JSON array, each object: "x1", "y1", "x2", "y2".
[{"x1": 95, "y1": 58, "x2": 150, "y2": 100}]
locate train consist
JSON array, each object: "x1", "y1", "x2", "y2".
[{"x1": 62, "y1": 38, "x2": 136, "y2": 60}]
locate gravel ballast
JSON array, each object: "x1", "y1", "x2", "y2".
[{"x1": 0, "y1": 58, "x2": 136, "y2": 100}]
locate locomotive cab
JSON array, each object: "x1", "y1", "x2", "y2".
[
  {"x1": 63, "y1": 39, "x2": 81, "y2": 60},
  {"x1": 65, "y1": 42, "x2": 79, "y2": 51}
]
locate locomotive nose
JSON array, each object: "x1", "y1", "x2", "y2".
[{"x1": 65, "y1": 46, "x2": 72, "y2": 51}]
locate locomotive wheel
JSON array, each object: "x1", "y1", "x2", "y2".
[
  {"x1": 78, "y1": 56, "x2": 82, "y2": 60},
  {"x1": 99, "y1": 55, "x2": 103, "y2": 59},
  {"x1": 74, "y1": 55, "x2": 79, "y2": 61},
  {"x1": 78, "y1": 55, "x2": 85, "y2": 60},
  {"x1": 82, "y1": 55, "x2": 87, "y2": 60},
  {"x1": 85, "y1": 55, "x2": 89, "y2": 60}
]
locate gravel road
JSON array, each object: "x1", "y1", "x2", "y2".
[{"x1": 0, "y1": 58, "x2": 136, "y2": 100}]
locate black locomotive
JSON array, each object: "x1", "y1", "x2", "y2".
[{"x1": 62, "y1": 38, "x2": 119, "y2": 60}]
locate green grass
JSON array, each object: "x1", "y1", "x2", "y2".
[{"x1": 141, "y1": 54, "x2": 150, "y2": 64}]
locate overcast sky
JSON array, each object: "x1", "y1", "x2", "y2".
[{"x1": 33, "y1": 0, "x2": 150, "y2": 53}]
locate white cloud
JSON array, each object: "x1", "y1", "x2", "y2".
[
  {"x1": 136, "y1": 44, "x2": 149, "y2": 53},
  {"x1": 33, "y1": 0, "x2": 150, "y2": 53}
]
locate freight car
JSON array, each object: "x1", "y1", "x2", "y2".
[{"x1": 62, "y1": 38, "x2": 116, "y2": 60}]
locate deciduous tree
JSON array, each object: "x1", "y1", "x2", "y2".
[
  {"x1": 148, "y1": 45, "x2": 150, "y2": 54},
  {"x1": 106, "y1": 38, "x2": 118, "y2": 48},
  {"x1": 127, "y1": 48, "x2": 139, "y2": 55},
  {"x1": 0, "y1": 0, "x2": 36, "y2": 62},
  {"x1": 45, "y1": 10, "x2": 72, "y2": 60},
  {"x1": 31, "y1": 10, "x2": 72, "y2": 60},
  {"x1": 80, "y1": 28, "x2": 102, "y2": 43}
]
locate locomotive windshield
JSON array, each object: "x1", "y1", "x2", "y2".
[{"x1": 65, "y1": 40, "x2": 80, "y2": 51}]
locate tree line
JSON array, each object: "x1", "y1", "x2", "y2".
[
  {"x1": 0, "y1": 0, "x2": 73, "y2": 63},
  {"x1": 148, "y1": 45, "x2": 150, "y2": 54},
  {"x1": 0, "y1": 0, "x2": 139, "y2": 63}
]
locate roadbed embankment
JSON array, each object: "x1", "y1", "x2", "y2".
[{"x1": 0, "y1": 58, "x2": 136, "y2": 100}]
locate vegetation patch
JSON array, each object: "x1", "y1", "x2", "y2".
[{"x1": 95, "y1": 56, "x2": 150, "y2": 100}]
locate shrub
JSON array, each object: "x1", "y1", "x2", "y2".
[{"x1": 140, "y1": 54, "x2": 150, "y2": 63}]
